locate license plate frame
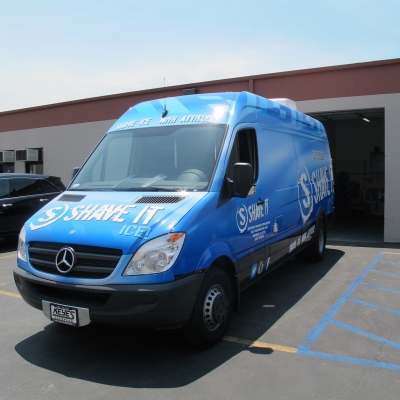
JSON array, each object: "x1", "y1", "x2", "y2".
[
  {"x1": 50, "y1": 303, "x2": 79, "y2": 326},
  {"x1": 42, "y1": 300, "x2": 90, "y2": 327}
]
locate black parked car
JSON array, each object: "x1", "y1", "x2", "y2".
[{"x1": 0, "y1": 173, "x2": 66, "y2": 237}]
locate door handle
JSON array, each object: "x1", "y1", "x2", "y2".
[{"x1": 2, "y1": 204, "x2": 13, "y2": 207}]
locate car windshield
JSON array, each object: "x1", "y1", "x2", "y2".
[{"x1": 70, "y1": 124, "x2": 227, "y2": 192}]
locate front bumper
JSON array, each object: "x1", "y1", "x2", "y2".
[{"x1": 13, "y1": 267, "x2": 204, "y2": 328}]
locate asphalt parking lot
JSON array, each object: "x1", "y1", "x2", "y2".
[{"x1": 1, "y1": 238, "x2": 400, "y2": 400}]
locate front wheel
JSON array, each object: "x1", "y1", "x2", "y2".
[
  {"x1": 182, "y1": 267, "x2": 233, "y2": 348},
  {"x1": 306, "y1": 222, "x2": 326, "y2": 262}
]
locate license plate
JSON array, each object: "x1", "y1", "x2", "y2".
[{"x1": 50, "y1": 303, "x2": 79, "y2": 326}]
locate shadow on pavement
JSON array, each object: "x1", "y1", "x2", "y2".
[
  {"x1": 14, "y1": 248, "x2": 344, "y2": 388},
  {"x1": 229, "y1": 248, "x2": 345, "y2": 341}
]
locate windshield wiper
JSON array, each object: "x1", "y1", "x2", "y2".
[
  {"x1": 112, "y1": 187, "x2": 157, "y2": 192},
  {"x1": 115, "y1": 186, "x2": 181, "y2": 192},
  {"x1": 70, "y1": 186, "x2": 184, "y2": 192},
  {"x1": 69, "y1": 188, "x2": 116, "y2": 192},
  {"x1": 146, "y1": 186, "x2": 182, "y2": 192}
]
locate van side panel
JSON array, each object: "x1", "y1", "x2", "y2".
[
  {"x1": 256, "y1": 126, "x2": 302, "y2": 269},
  {"x1": 292, "y1": 133, "x2": 334, "y2": 231}
]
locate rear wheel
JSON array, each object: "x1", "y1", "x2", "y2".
[
  {"x1": 306, "y1": 222, "x2": 326, "y2": 262},
  {"x1": 182, "y1": 267, "x2": 233, "y2": 348}
]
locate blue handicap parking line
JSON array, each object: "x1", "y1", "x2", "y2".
[
  {"x1": 347, "y1": 297, "x2": 400, "y2": 317},
  {"x1": 377, "y1": 259, "x2": 400, "y2": 266},
  {"x1": 330, "y1": 319, "x2": 400, "y2": 351},
  {"x1": 297, "y1": 253, "x2": 400, "y2": 371},
  {"x1": 361, "y1": 282, "x2": 400, "y2": 295},
  {"x1": 297, "y1": 350, "x2": 400, "y2": 371},
  {"x1": 370, "y1": 269, "x2": 400, "y2": 279}
]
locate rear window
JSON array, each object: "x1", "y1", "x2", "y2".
[
  {"x1": 0, "y1": 179, "x2": 10, "y2": 199},
  {"x1": 9, "y1": 178, "x2": 45, "y2": 197}
]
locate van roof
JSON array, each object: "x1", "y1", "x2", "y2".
[{"x1": 108, "y1": 92, "x2": 326, "y2": 139}]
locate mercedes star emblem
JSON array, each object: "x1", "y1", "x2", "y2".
[{"x1": 55, "y1": 247, "x2": 76, "y2": 274}]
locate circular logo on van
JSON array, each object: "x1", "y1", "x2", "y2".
[
  {"x1": 298, "y1": 167, "x2": 313, "y2": 224},
  {"x1": 236, "y1": 204, "x2": 248, "y2": 233},
  {"x1": 30, "y1": 204, "x2": 69, "y2": 231}
]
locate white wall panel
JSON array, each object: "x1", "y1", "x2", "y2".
[{"x1": 299, "y1": 94, "x2": 400, "y2": 243}]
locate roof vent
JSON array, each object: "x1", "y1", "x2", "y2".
[{"x1": 270, "y1": 98, "x2": 297, "y2": 110}]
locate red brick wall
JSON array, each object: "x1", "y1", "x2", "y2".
[{"x1": 1, "y1": 58, "x2": 399, "y2": 133}]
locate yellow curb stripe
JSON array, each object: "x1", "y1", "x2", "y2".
[
  {"x1": 223, "y1": 335, "x2": 297, "y2": 353},
  {"x1": 0, "y1": 289, "x2": 22, "y2": 299}
]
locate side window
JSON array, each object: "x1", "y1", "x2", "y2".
[
  {"x1": 0, "y1": 179, "x2": 10, "y2": 199},
  {"x1": 9, "y1": 178, "x2": 45, "y2": 197},
  {"x1": 41, "y1": 179, "x2": 61, "y2": 193},
  {"x1": 227, "y1": 129, "x2": 258, "y2": 182}
]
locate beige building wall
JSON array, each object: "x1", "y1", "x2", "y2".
[
  {"x1": 0, "y1": 119, "x2": 115, "y2": 186},
  {"x1": 298, "y1": 94, "x2": 400, "y2": 243}
]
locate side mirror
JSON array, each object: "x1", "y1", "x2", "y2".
[
  {"x1": 71, "y1": 167, "x2": 80, "y2": 180},
  {"x1": 232, "y1": 163, "x2": 253, "y2": 198}
]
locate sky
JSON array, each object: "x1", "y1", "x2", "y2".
[{"x1": 1, "y1": 0, "x2": 399, "y2": 112}]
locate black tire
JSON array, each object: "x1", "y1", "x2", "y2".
[
  {"x1": 182, "y1": 267, "x2": 233, "y2": 348},
  {"x1": 306, "y1": 221, "x2": 326, "y2": 262}
]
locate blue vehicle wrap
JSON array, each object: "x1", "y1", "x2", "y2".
[{"x1": 14, "y1": 92, "x2": 334, "y2": 345}]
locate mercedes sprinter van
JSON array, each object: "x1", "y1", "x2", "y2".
[{"x1": 14, "y1": 92, "x2": 334, "y2": 347}]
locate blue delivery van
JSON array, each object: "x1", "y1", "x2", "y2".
[{"x1": 14, "y1": 92, "x2": 334, "y2": 347}]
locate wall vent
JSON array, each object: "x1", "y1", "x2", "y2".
[
  {"x1": 0, "y1": 150, "x2": 15, "y2": 162},
  {"x1": 15, "y1": 148, "x2": 40, "y2": 162}
]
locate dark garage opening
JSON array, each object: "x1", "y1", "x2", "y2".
[{"x1": 309, "y1": 108, "x2": 385, "y2": 246}]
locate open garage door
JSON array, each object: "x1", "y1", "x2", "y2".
[{"x1": 308, "y1": 108, "x2": 385, "y2": 246}]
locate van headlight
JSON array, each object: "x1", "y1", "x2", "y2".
[
  {"x1": 123, "y1": 233, "x2": 185, "y2": 276},
  {"x1": 17, "y1": 226, "x2": 27, "y2": 263}
]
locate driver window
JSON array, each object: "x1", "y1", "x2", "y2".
[{"x1": 227, "y1": 129, "x2": 258, "y2": 182}]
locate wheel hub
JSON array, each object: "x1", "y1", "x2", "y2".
[{"x1": 203, "y1": 284, "x2": 229, "y2": 331}]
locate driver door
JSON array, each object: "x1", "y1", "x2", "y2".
[{"x1": 224, "y1": 126, "x2": 269, "y2": 289}]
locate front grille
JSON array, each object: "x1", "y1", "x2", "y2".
[
  {"x1": 28, "y1": 241, "x2": 123, "y2": 279},
  {"x1": 134, "y1": 195, "x2": 186, "y2": 204},
  {"x1": 35, "y1": 283, "x2": 110, "y2": 307}
]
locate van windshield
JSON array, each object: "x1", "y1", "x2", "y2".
[{"x1": 70, "y1": 124, "x2": 226, "y2": 192}]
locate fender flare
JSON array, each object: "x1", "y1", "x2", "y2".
[
  {"x1": 195, "y1": 241, "x2": 241, "y2": 312},
  {"x1": 195, "y1": 241, "x2": 238, "y2": 274}
]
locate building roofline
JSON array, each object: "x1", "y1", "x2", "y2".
[{"x1": 1, "y1": 57, "x2": 399, "y2": 116}]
